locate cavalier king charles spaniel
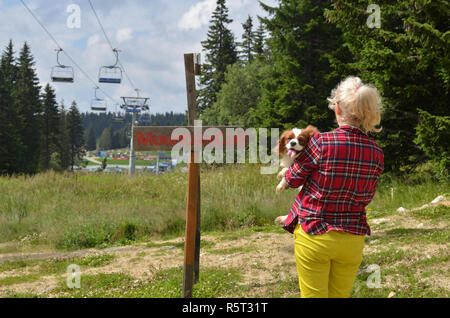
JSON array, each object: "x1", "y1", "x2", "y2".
[{"x1": 274, "y1": 125, "x2": 319, "y2": 224}]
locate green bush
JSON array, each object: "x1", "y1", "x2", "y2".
[
  {"x1": 114, "y1": 221, "x2": 138, "y2": 243},
  {"x1": 57, "y1": 222, "x2": 116, "y2": 250},
  {"x1": 414, "y1": 109, "x2": 450, "y2": 182}
]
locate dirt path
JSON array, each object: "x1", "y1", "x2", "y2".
[
  {"x1": 84, "y1": 157, "x2": 102, "y2": 165},
  {"x1": 0, "y1": 246, "x2": 144, "y2": 264}
]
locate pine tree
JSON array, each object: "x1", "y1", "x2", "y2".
[
  {"x1": 58, "y1": 100, "x2": 71, "y2": 171},
  {"x1": 40, "y1": 83, "x2": 60, "y2": 170},
  {"x1": 198, "y1": 0, "x2": 238, "y2": 114},
  {"x1": 239, "y1": 15, "x2": 255, "y2": 63},
  {"x1": 98, "y1": 127, "x2": 113, "y2": 150},
  {"x1": 85, "y1": 126, "x2": 97, "y2": 151},
  {"x1": 0, "y1": 40, "x2": 23, "y2": 174},
  {"x1": 66, "y1": 101, "x2": 84, "y2": 170},
  {"x1": 118, "y1": 126, "x2": 130, "y2": 149},
  {"x1": 414, "y1": 109, "x2": 449, "y2": 181},
  {"x1": 253, "y1": 22, "x2": 266, "y2": 58},
  {"x1": 111, "y1": 131, "x2": 120, "y2": 149},
  {"x1": 13, "y1": 42, "x2": 42, "y2": 174},
  {"x1": 257, "y1": 0, "x2": 343, "y2": 131}
]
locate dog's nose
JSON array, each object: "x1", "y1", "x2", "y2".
[{"x1": 290, "y1": 140, "x2": 296, "y2": 146}]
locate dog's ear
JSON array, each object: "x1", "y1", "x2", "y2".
[
  {"x1": 303, "y1": 125, "x2": 319, "y2": 139},
  {"x1": 273, "y1": 130, "x2": 290, "y2": 155}
]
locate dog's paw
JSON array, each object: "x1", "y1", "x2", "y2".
[
  {"x1": 275, "y1": 215, "x2": 288, "y2": 225},
  {"x1": 276, "y1": 177, "x2": 289, "y2": 195},
  {"x1": 277, "y1": 168, "x2": 288, "y2": 180},
  {"x1": 276, "y1": 183, "x2": 285, "y2": 194}
]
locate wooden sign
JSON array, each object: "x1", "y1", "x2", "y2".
[{"x1": 133, "y1": 126, "x2": 247, "y2": 152}]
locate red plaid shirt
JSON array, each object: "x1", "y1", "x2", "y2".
[{"x1": 283, "y1": 125, "x2": 384, "y2": 235}]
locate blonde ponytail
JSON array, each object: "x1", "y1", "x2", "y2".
[{"x1": 328, "y1": 76, "x2": 382, "y2": 133}]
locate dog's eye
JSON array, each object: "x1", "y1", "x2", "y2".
[{"x1": 287, "y1": 137, "x2": 293, "y2": 140}]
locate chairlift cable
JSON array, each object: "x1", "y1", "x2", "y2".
[
  {"x1": 20, "y1": 0, "x2": 62, "y2": 51},
  {"x1": 88, "y1": 0, "x2": 138, "y2": 90},
  {"x1": 20, "y1": 0, "x2": 119, "y2": 105}
]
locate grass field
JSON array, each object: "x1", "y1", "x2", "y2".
[{"x1": 0, "y1": 164, "x2": 448, "y2": 298}]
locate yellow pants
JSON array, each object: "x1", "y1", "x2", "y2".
[{"x1": 294, "y1": 224, "x2": 364, "y2": 298}]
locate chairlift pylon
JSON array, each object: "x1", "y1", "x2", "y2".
[
  {"x1": 91, "y1": 87, "x2": 107, "y2": 112},
  {"x1": 99, "y1": 49, "x2": 122, "y2": 84},
  {"x1": 51, "y1": 49, "x2": 74, "y2": 83},
  {"x1": 121, "y1": 91, "x2": 149, "y2": 115}
]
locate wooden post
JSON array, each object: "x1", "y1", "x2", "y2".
[
  {"x1": 194, "y1": 174, "x2": 201, "y2": 284},
  {"x1": 182, "y1": 53, "x2": 200, "y2": 298},
  {"x1": 193, "y1": 52, "x2": 201, "y2": 285}
]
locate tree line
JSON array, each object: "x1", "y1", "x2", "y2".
[
  {"x1": 199, "y1": 0, "x2": 449, "y2": 180},
  {"x1": 0, "y1": 40, "x2": 84, "y2": 174}
]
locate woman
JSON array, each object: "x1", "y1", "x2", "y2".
[{"x1": 283, "y1": 76, "x2": 384, "y2": 298}]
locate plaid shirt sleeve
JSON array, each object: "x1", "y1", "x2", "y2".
[{"x1": 285, "y1": 133, "x2": 321, "y2": 188}]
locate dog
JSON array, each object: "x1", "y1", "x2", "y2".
[{"x1": 274, "y1": 125, "x2": 319, "y2": 225}]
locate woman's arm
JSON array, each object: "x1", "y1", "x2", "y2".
[{"x1": 285, "y1": 133, "x2": 321, "y2": 188}]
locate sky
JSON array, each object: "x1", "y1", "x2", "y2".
[{"x1": 0, "y1": 0, "x2": 278, "y2": 114}]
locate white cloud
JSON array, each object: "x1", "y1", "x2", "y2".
[
  {"x1": 178, "y1": 0, "x2": 275, "y2": 34},
  {"x1": 116, "y1": 28, "x2": 133, "y2": 43},
  {"x1": 87, "y1": 34, "x2": 101, "y2": 47},
  {"x1": 178, "y1": 0, "x2": 216, "y2": 30}
]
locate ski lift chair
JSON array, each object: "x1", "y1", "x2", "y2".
[
  {"x1": 99, "y1": 49, "x2": 122, "y2": 84},
  {"x1": 51, "y1": 49, "x2": 74, "y2": 83},
  {"x1": 91, "y1": 87, "x2": 107, "y2": 112}
]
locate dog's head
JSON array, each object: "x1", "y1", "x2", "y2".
[{"x1": 274, "y1": 126, "x2": 319, "y2": 158}]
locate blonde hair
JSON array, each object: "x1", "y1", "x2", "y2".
[{"x1": 327, "y1": 76, "x2": 382, "y2": 133}]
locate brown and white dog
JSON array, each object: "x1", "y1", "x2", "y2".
[{"x1": 274, "y1": 125, "x2": 319, "y2": 225}]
